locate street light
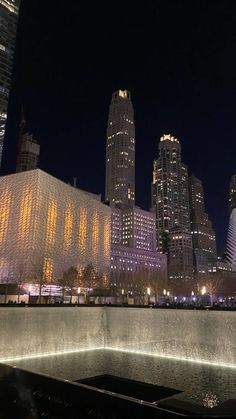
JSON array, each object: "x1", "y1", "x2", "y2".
[
  {"x1": 147, "y1": 287, "x2": 151, "y2": 296},
  {"x1": 201, "y1": 286, "x2": 206, "y2": 295}
]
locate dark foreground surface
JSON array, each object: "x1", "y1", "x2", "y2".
[{"x1": 1, "y1": 363, "x2": 236, "y2": 418}]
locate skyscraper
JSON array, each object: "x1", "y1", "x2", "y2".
[
  {"x1": 189, "y1": 175, "x2": 217, "y2": 276},
  {"x1": 105, "y1": 89, "x2": 135, "y2": 208},
  {"x1": 16, "y1": 112, "x2": 40, "y2": 172},
  {"x1": 229, "y1": 173, "x2": 236, "y2": 213},
  {"x1": 226, "y1": 174, "x2": 236, "y2": 270},
  {"x1": 152, "y1": 134, "x2": 190, "y2": 252},
  {"x1": 152, "y1": 134, "x2": 193, "y2": 281},
  {"x1": 226, "y1": 208, "x2": 236, "y2": 270},
  {"x1": 0, "y1": 0, "x2": 20, "y2": 167}
]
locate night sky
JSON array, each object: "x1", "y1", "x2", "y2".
[{"x1": 2, "y1": 0, "x2": 236, "y2": 255}]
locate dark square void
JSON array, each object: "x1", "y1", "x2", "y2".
[{"x1": 76, "y1": 374, "x2": 182, "y2": 402}]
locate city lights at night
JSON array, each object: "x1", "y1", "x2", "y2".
[{"x1": 0, "y1": 0, "x2": 236, "y2": 418}]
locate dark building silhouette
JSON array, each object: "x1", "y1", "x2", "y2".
[{"x1": 16, "y1": 111, "x2": 40, "y2": 172}]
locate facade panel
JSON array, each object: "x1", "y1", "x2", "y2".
[{"x1": 0, "y1": 169, "x2": 111, "y2": 284}]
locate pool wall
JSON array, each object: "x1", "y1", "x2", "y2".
[{"x1": 1, "y1": 307, "x2": 236, "y2": 366}]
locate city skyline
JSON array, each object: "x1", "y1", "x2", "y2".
[{"x1": 2, "y1": 0, "x2": 236, "y2": 255}]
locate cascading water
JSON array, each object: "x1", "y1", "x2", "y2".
[{"x1": 1, "y1": 307, "x2": 236, "y2": 367}]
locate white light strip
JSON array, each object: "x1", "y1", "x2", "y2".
[
  {"x1": 0, "y1": 347, "x2": 103, "y2": 363},
  {"x1": 2, "y1": 347, "x2": 236, "y2": 370},
  {"x1": 105, "y1": 347, "x2": 236, "y2": 369}
]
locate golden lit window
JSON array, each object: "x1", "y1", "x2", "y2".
[
  {"x1": 63, "y1": 202, "x2": 73, "y2": 250},
  {"x1": 18, "y1": 187, "x2": 32, "y2": 243},
  {"x1": 46, "y1": 198, "x2": 57, "y2": 247},
  {"x1": 78, "y1": 207, "x2": 87, "y2": 251}
]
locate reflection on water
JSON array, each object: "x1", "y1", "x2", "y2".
[{"x1": 8, "y1": 349, "x2": 236, "y2": 408}]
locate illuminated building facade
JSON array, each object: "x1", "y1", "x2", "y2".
[
  {"x1": 151, "y1": 134, "x2": 193, "y2": 280},
  {"x1": 110, "y1": 206, "x2": 166, "y2": 281},
  {"x1": 0, "y1": 169, "x2": 111, "y2": 284},
  {"x1": 151, "y1": 134, "x2": 190, "y2": 253},
  {"x1": 111, "y1": 206, "x2": 157, "y2": 251},
  {"x1": 110, "y1": 245, "x2": 167, "y2": 284},
  {"x1": 0, "y1": 0, "x2": 20, "y2": 166},
  {"x1": 189, "y1": 175, "x2": 217, "y2": 276},
  {"x1": 168, "y1": 229, "x2": 194, "y2": 281},
  {"x1": 226, "y1": 208, "x2": 236, "y2": 271},
  {"x1": 105, "y1": 89, "x2": 135, "y2": 208}
]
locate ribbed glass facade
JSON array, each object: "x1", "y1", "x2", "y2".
[
  {"x1": 0, "y1": 0, "x2": 20, "y2": 166},
  {"x1": 0, "y1": 169, "x2": 111, "y2": 284}
]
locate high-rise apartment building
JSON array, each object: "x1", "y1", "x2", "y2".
[
  {"x1": 110, "y1": 205, "x2": 167, "y2": 281},
  {"x1": 168, "y1": 229, "x2": 193, "y2": 281},
  {"x1": 152, "y1": 134, "x2": 190, "y2": 252},
  {"x1": 105, "y1": 89, "x2": 135, "y2": 208},
  {"x1": 229, "y1": 173, "x2": 236, "y2": 213},
  {"x1": 0, "y1": 0, "x2": 20, "y2": 167},
  {"x1": 111, "y1": 206, "x2": 157, "y2": 252},
  {"x1": 189, "y1": 175, "x2": 217, "y2": 276},
  {"x1": 16, "y1": 114, "x2": 40, "y2": 172},
  {"x1": 152, "y1": 134, "x2": 193, "y2": 280}
]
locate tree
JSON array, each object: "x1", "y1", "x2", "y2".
[
  {"x1": 197, "y1": 273, "x2": 222, "y2": 305},
  {"x1": 147, "y1": 270, "x2": 168, "y2": 304},
  {"x1": 14, "y1": 261, "x2": 27, "y2": 303},
  {"x1": 79, "y1": 264, "x2": 101, "y2": 289},
  {"x1": 60, "y1": 266, "x2": 78, "y2": 304},
  {"x1": 30, "y1": 258, "x2": 47, "y2": 304},
  {"x1": 2, "y1": 254, "x2": 14, "y2": 304}
]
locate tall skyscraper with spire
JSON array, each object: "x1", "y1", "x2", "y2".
[
  {"x1": 152, "y1": 134, "x2": 193, "y2": 281},
  {"x1": 0, "y1": 0, "x2": 20, "y2": 167},
  {"x1": 105, "y1": 89, "x2": 135, "y2": 208}
]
